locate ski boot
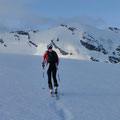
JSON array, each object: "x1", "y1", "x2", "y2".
[
  {"x1": 54, "y1": 87, "x2": 57, "y2": 94},
  {"x1": 49, "y1": 89, "x2": 54, "y2": 97},
  {"x1": 54, "y1": 87, "x2": 59, "y2": 100}
]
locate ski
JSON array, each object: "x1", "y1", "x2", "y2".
[
  {"x1": 49, "y1": 87, "x2": 60, "y2": 100},
  {"x1": 49, "y1": 92, "x2": 59, "y2": 100},
  {"x1": 49, "y1": 89, "x2": 54, "y2": 97},
  {"x1": 55, "y1": 93, "x2": 59, "y2": 100},
  {"x1": 50, "y1": 93, "x2": 54, "y2": 97},
  {"x1": 54, "y1": 87, "x2": 59, "y2": 100}
]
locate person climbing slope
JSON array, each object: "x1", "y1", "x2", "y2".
[{"x1": 42, "y1": 43, "x2": 59, "y2": 96}]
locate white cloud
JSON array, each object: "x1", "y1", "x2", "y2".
[
  {"x1": 18, "y1": 15, "x2": 106, "y2": 30},
  {"x1": 0, "y1": 24, "x2": 11, "y2": 33},
  {"x1": 56, "y1": 16, "x2": 106, "y2": 28},
  {"x1": 0, "y1": 0, "x2": 106, "y2": 33},
  {"x1": 0, "y1": 0, "x2": 34, "y2": 33}
]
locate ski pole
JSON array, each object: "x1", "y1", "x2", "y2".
[
  {"x1": 58, "y1": 72, "x2": 60, "y2": 82},
  {"x1": 57, "y1": 68, "x2": 64, "y2": 96},
  {"x1": 57, "y1": 67, "x2": 61, "y2": 82},
  {"x1": 42, "y1": 68, "x2": 45, "y2": 89}
]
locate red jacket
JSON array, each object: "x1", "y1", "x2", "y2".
[{"x1": 42, "y1": 49, "x2": 59, "y2": 66}]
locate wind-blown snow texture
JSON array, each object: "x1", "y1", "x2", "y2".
[
  {"x1": 0, "y1": 53, "x2": 120, "y2": 120},
  {"x1": 0, "y1": 24, "x2": 120, "y2": 63}
]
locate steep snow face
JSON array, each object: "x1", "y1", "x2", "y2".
[{"x1": 0, "y1": 24, "x2": 120, "y2": 63}]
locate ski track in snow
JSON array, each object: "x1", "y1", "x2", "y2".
[{"x1": 50, "y1": 100, "x2": 73, "y2": 120}]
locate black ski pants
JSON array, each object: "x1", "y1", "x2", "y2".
[{"x1": 47, "y1": 63, "x2": 58, "y2": 89}]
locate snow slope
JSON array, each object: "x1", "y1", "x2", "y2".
[
  {"x1": 0, "y1": 24, "x2": 120, "y2": 63},
  {"x1": 0, "y1": 53, "x2": 120, "y2": 120}
]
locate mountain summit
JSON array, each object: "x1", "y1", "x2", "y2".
[{"x1": 0, "y1": 24, "x2": 120, "y2": 64}]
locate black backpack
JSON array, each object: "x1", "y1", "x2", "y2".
[{"x1": 46, "y1": 51, "x2": 58, "y2": 63}]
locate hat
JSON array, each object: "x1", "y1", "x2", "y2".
[{"x1": 47, "y1": 43, "x2": 53, "y2": 49}]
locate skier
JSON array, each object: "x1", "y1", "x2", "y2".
[{"x1": 42, "y1": 43, "x2": 59, "y2": 96}]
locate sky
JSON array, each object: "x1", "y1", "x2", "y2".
[{"x1": 0, "y1": 0, "x2": 120, "y2": 33}]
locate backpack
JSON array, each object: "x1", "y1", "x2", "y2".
[{"x1": 46, "y1": 51, "x2": 58, "y2": 63}]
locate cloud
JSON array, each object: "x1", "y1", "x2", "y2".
[
  {"x1": 55, "y1": 16, "x2": 106, "y2": 28},
  {"x1": 0, "y1": 0, "x2": 30, "y2": 16},
  {"x1": 18, "y1": 15, "x2": 106, "y2": 30},
  {"x1": 0, "y1": 24, "x2": 11, "y2": 33},
  {"x1": 0, "y1": 0, "x2": 106, "y2": 33},
  {"x1": 0, "y1": 0, "x2": 34, "y2": 33},
  {"x1": 0, "y1": 0, "x2": 57, "y2": 32}
]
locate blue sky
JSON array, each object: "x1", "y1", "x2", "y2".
[
  {"x1": 0, "y1": 0, "x2": 120, "y2": 33},
  {"x1": 27, "y1": 0, "x2": 118, "y2": 18}
]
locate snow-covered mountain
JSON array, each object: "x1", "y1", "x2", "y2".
[{"x1": 0, "y1": 24, "x2": 120, "y2": 63}]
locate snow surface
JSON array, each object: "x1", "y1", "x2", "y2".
[{"x1": 0, "y1": 53, "x2": 120, "y2": 120}]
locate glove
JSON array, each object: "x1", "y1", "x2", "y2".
[{"x1": 42, "y1": 64, "x2": 45, "y2": 69}]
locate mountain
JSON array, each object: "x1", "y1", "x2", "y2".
[
  {"x1": 0, "y1": 53, "x2": 120, "y2": 120},
  {"x1": 0, "y1": 24, "x2": 120, "y2": 63}
]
